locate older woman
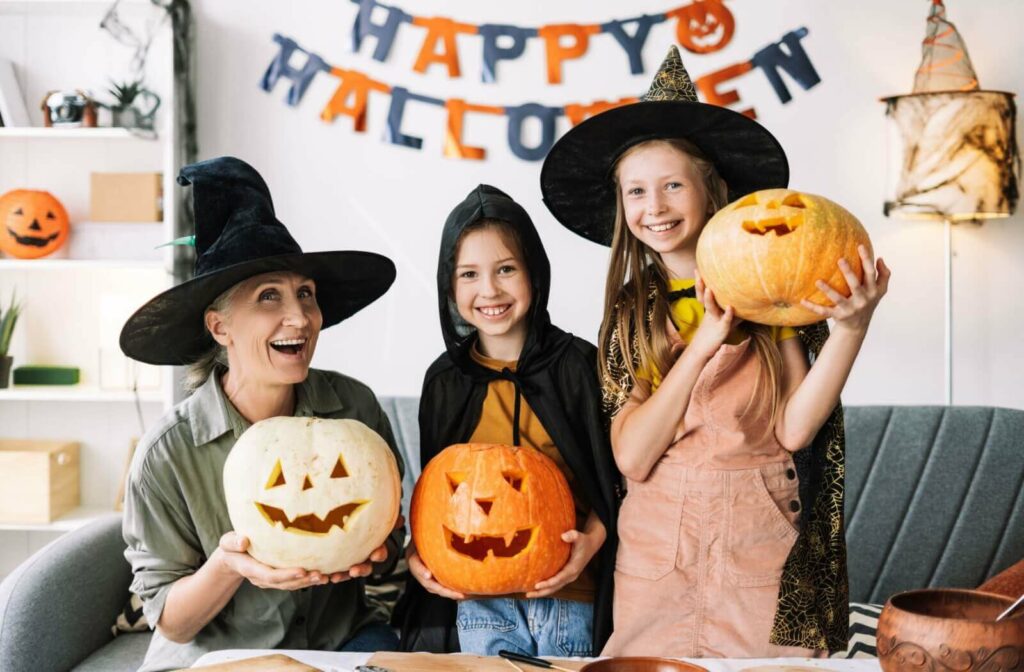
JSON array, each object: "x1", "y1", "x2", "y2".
[{"x1": 119, "y1": 157, "x2": 402, "y2": 672}]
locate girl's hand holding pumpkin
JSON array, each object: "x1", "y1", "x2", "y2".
[
  {"x1": 801, "y1": 245, "x2": 890, "y2": 335},
  {"x1": 407, "y1": 542, "x2": 467, "y2": 600},
  {"x1": 526, "y1": 524, "x2": 606, "y2": 599},
  {"x1": 688, "y1": 270, "x2": 737, "y2": 361}
]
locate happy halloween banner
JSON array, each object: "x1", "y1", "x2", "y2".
[
  {"x1": 349, "y1": 0, "x2": 742, "y2": 83},
  {"x1": 261, "y1": 26, "x2": 821, "y2": 161}
]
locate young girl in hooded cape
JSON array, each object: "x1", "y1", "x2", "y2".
[
  {"x1": 393, "y1": 185, "x2": 618, "y2": 657},
  {"x1": 540, "y1": 48, "x2": 889, "y2": 657}
]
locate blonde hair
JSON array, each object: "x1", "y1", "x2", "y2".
[
  {"x1": 184, "y1": 282, "x2": 244, "y2": 393},
  {"x1": 597, "y1": 138, "x2": 784, "y2": 427}
]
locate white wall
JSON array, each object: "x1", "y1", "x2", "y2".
[{"x1": 191, "y1": 0, "x2": 1024, "y2": 408}]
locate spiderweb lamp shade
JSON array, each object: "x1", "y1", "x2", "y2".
[{"x1": 883, "y1": 90, "x2": 1019, "y2": 222}]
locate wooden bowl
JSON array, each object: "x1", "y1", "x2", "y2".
[
  {"x1": 580, "y1": 659, "x2": 708, "y2": 672},
  {"x1": 877, "y1": 588, "x2": 1024, "y2": 672}
]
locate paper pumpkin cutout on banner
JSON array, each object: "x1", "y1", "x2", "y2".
[
  {"x1": 0, "y1": 190, "x2": 70, "y2": 259},
  {"x1": 696, "y1": 189, "x2": 872, "y2": 327},
  {"x1": 667, "y1": 0, "x2": 735, "y2": 54},
  {"x1": 223, "y1": 417, "x2": 401, "y2": 573},
  {"x1": 411, "y1": 443, "x2": 575, "y2": 595}
]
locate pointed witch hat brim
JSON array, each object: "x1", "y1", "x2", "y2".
[
  {"x1": 119, "y1": 157, "x2": 396, "y2": 365},
  {"x1": 540, "y1": 46, "x2": 789, "y2": 246}
]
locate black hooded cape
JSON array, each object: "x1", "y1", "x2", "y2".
[{"x1": 393, "y1": 185, "x2": 620, "y2": 653}]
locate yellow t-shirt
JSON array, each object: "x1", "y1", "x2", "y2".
[
  {"x1": 645, "y1": 278, "x2": 798, "y2": 390},
  {"x1": 468, "y1": 345, "x2": 596, "y2": 603}
]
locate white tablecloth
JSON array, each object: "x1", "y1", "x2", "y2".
[{"x1": 192, "y1": 649, "x2": 883, "y2": 672}]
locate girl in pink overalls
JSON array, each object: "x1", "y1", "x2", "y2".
[{"x1": 540, "y1": 47, "x2": 891, "y2": 657}]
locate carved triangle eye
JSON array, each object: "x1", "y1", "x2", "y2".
[
  {"x1": 446, "y1": 471, "x2": 468, "y2": 496},
  {"x1": 330, "y1": 456, "x2": 349, "y2": 478},
  {"x1": 502, "y1": 471, "x2": 524, "y2": 492},
  {"x1": 265, "y1": 460, "x2": 286, "y2": 489}
]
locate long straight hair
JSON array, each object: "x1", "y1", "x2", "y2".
[{"x1": 597, "y1": 138, "x2": 784, "y2": 427}]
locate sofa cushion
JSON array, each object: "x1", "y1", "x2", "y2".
[
  {"x1": 72, "y1": 631, "x2": 151, "y2": 672},
  {"x1": 829, "y1": 603, "x2": 882, "y2": 659},
  {"x1": 844, "y1": 406, "x2": 1024, "y2": 604},
  {"x1": 112, "y1": 592, "x2": 149, "y2": 634}
]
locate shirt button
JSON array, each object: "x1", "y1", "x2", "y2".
[
  {"x1": 789, "y1": 500, "x2": 801, "y2": 513},
  {"x1": 785, "y1": 468, "x2": 796, "y2": 480}
]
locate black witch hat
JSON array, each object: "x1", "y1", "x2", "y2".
[
  {"x1": 540, "y1": 46, "x2": 789, "y2": 246},
  {"x1": 120, "y1": 156, "x2": 395, "y2": 365}
]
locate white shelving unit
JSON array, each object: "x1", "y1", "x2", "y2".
[{"x1": 0, "y1": 0, "x2": 178, "y2": 574}]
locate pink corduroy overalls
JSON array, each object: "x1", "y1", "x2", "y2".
[{"x1": 602, "y1": 335, "x2": 820, "y2": 658}]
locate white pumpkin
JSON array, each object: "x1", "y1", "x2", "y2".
[{"x1": 223, "y1": 417, "x2": 401, "y2": 573}]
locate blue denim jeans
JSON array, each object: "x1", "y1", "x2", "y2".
[
  {"x1": 338, "y1": 620, "x2": 400, "y2": 652},
  {"x1": 456, "y1": 598, "x2": 593, "y2": 657}
]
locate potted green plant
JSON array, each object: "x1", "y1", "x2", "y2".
[
  {"x1": 105, "y1": 78, "x2": 161, "y2": 130},
  {"x1": 0, "y1": 290, "x2": 21, "y2": 389}
]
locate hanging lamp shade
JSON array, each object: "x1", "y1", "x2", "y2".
[{"x1": 882, "y1": 0, "x2": 1020, "y2": 221}]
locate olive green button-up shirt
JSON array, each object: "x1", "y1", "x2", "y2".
[{"x1": 123, "y1": 368, "x2": 405, "y2": 672}]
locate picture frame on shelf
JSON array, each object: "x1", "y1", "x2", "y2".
[{"x1": 0, "y1": 58, "x2": 30, "y2": 128}]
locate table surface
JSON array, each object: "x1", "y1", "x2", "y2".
[{"x1": 191, "y1": 650, "x2": 883, "y2": 672}]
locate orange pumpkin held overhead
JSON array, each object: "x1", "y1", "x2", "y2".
[
  {"x1": 411, "y1": 443, "x2": 574, "y2": 596},
  {"x1": 0, "y1": 190, "x2": 70, "y2": 259},
  {"x1": 696, "y1": 188, "x2": 873, "y2": 327}
]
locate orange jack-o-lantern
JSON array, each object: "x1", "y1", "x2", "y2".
[
  {"x1": 223, "y1": 417, "x2": 401, "y2": 573},
  {"x1": 411, "y1": 443, "x2": 575, "y2": 596},
  {"x1": 0, "y1": 190, "x2": 70, "y2": 259},
  {"x1": 670, "y1": 0, "x2": 735, "y2": 54},
  {"x1": 696, "y1": 188, "x2": 873, "y2": 327}
]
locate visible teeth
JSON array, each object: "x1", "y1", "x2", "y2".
[
  {"x1": 479, "y1": 306, "x2": 509, "y2": 317},
  {"x1": 503, "y1": 532, "x2": 516, "y2": 547},
  {"x1": 647, "y1": 221, "x2": 679, "y2": 233},
  {"x1": 271, "y1": 338, "x2": 306, "y2": 346},
  {"x1": 463, "y1": 534, "x2": 474, "y2": 543}
]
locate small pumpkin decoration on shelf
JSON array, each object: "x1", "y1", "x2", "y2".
[
  {"x1": 0, "y1": 189, "x2": 71, "y2": 259},
  {"x1": 223, "y1": 417, "x2": 401, "y2": 573},
  {"x1": 411, "y1": 442, "x2": 575, "y2": 596},
  {"x1": 696, "y1": 188, "x2": 873, "y2": 327}
]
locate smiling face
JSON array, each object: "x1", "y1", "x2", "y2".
[
  {"x1": 616, "y1": 142, "x2": 712, "y2": 263},
  {"x1": 452, "y1": 225, "x2": 532, "y2": 360},
  {"x1": 410, "y1": 443, "x2": 575, "y2": 595},
  {"x1": 0, "y1": 190, "x2": 70, "y2": 259},
  {"x1": 223, "y1": 417, "x2": 402, "y2": 573},
  {"x1": 206, "y1": 271, "x2": 322, "y2": 387}
]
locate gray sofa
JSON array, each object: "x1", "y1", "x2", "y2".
[{"x1": 1, "y1": 403, "x2": 1022, "y2": 671}]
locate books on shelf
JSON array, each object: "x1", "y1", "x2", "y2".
[{"x1": 0, "y1": 58, "x2": 30, "y2": 128}]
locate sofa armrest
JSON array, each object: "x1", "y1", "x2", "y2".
[{"x1": 0, "y1": 513, "x2": 133, "y2": 672}]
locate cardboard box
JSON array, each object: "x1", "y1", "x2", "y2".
[
  {"x1": 0, "y1": 440, "x2": 80, "y2": 523},
  {"x1": 90, "y1": 172, "x2": 162, "y2": 222}
]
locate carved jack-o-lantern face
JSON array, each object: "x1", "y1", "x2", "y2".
[
  {"x1": 673, "y1": 0, "x2": 735, "y2": 54},
  {"x1": 696, "y1": 188, "x2": 873, "y2": 326},
  {"x1": 411, "y1": 443, "x2": 575, "y2": 596},
  {"x1": 223, "y1": 417, "x2": 401, "y2": 573},
  {"x1": 0, "y1": 190, "x2": 70, "y2": 259}
]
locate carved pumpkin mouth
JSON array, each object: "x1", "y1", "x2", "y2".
[
  {"x1": 7, "y1": 226, "x2": 60, "y2": 247},
  {"x1": 255, "y1": 501, "x2": 367, "y2": 535},
  {"x1": 444, "y1": 526, "x2": 534, "y2": 561},
  {"x1": 688, "y1": 21, "x2": 724, "y2": 45}
]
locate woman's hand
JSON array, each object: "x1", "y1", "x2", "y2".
[
  {"x1": 216, "y1": 531, "x2": 375, "y2": 589},
  {"x1": 406, "y1": 543, "x2": 466, "y2": 600},
  {"x1": 526, "y1": 520, "x2": 606, "y2": 599},
  {"x1": 801, "y1": 245, "x2": 891, "y2": 335},
  {"x1": 216, "y1": 532, "x2": 331, "y2": 590},
  {"x1": 689, "y1": 270, "x2": 738, "y2": 360}
]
